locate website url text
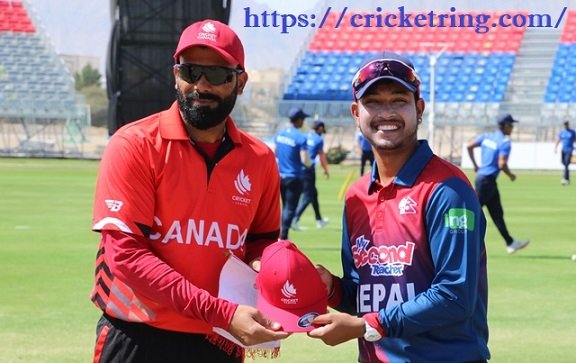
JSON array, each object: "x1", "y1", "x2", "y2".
[{"x1": 243, "y1": 6, "x2": 568, "y2": 34}]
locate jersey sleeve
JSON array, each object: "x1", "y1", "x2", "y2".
[
  {"x1": 499, "y1": 139, "x2": 512, "y2": 158},
  {"x1": 475, "y1": 134, "x2": 484, "y2": 145},
  {"x1": 244, "y1": 151, "x2": 281, "y2": 262},
  {"x1": 103, "y1": 229, "x2": 237, "y2": 329},
  {"x1": 379, "y1": 176, "x2": 487, "y2": 338},
  {"x1": 299, "y1": 132, "x2": 308, "y2": 149},
  {"x1": 316, "y1": 137, "x2": 325, "y2": 156},
  {"x1": 93, "y1": 132, "x2": 155, "y2": 236}
]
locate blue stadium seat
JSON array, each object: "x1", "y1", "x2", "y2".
[
  {"x1": 558, "y1": 92, "x2": 572, "y2": 102},
  {"x1": 283, "y1": 24, "x2": 524, "y2": 103},
  {"x1": 475, "y1": 93, "x2": 491, "y2": 102}
]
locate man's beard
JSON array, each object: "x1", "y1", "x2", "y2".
[{"x1": 176, "y1": 85, "x2": 237, "y2": 130}]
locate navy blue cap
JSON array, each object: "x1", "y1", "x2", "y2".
[
  {"x1": 312, "y1": 120, "x2": 325, "y2": 129},
  {"x1": 497, "y1": 113, "x2": 519, "y2": 125},
  {"x1": 288, "y1": 107, "x2": 310, "y2": 120},
  {"x1": 312, "y1": 120, "x2": 326, "y2": 133}
]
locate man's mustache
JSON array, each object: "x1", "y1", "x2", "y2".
[{"x1": 185, "y1": 90, "x2": 220, "y2": 101}]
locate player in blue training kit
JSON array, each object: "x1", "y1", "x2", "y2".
[
  {"x1": 357, "y1": 132, "x2": 374, "y2": 176},
  {"x1": 274, "y1": 107, "x2": 309, "y2": 240},
  {"x1": 292, "y1": 120, "x2": 330, "y2": 230},
  {"x1": 555, "y1": 120, "x2": 576, "y2": 185},
  {"x1": 467, "y1": 113, "x2": 529, "y2": 255},
  {"x1": 308, "y1": 52, "x2": 490, "y2": 363}
]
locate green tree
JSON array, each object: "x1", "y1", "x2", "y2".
[
  {"x1": 74, "y1": 64, "x2": 102, "y2": 90},
  {"x1": 78, "y1": 84, "x2": 108, "y2": 127}
]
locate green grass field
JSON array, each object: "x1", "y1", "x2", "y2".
[{"x1": 0, "y1": 158, "x2": 575, "y2": 362}]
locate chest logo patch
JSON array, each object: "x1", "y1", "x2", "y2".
[
  {"x1": 398, "y1": 196, "x2": 417, "y2": 215},
  {"x1": 234, "y1": 169, "x2": 252, "y2": 195},
  {"x1": 232, "y1": 170, "x2": 252, "y2": 206},
  {"x1": 352, "y1": 235, "x2": 415, "y2": 277}
]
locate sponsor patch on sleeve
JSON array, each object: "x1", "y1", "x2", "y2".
[{"x1": 444, "y1": 208, "x2": 475, "y2": 232}]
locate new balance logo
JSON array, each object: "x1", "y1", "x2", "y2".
[
  {"x1": 234, "y1": 170, "x2": 251, "y2": 195},
  {"x1": 105, "y1": 200, "x2": 123, "y2": 212}
]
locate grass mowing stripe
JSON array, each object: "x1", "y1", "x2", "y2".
[{"x1": 0, "y1": 159, "x2": 575, "y2": 362}]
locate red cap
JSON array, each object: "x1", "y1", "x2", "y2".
[
  {"x1": 256, "y1": 240, "x2": 328, "y2": 332},
  {"x1": 174, "y1": 19, "x2": 245, "y2": 69}
]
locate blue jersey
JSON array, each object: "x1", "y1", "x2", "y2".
[
  {"x1": 475, "y1": 130, "x2": 510, "y2": 177},
  {"x1": 337, "y1": 141, "x2": 489, "y2": 362},
  {"x1": 306, "y1": 131, "x2": 324, "y2": 167},
  {"x1": 558, "y1": 128, "x2": 576, "y2": 152},
  {"x1": 357, "y1": 133, "x2": 372, "y2": 152},
  {"x1": 274, "y1": 125, "x2": 307, "y2": 178}
]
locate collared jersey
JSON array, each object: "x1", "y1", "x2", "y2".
[
  {"x1": 558, "y1": 128, "x2": 576, "y2": 152},
  {"x1": 475, "y1": 129, "x2": 510, "y2": 177},
  {"x1": 306, "y1": 131, "x2": 324, "y2": 167},
  {"x1": 337, "y1": 141, "x2": 489, "y2": 362},
  {"x1": 91, "y1": 102, "x2": 281, "y2": 333},
  {"x1": 274, "y1": 125, "x2": 307, "y2": 178}
]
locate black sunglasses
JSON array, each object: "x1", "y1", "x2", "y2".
[{"x1": 174, "y1": 63, "x2": 243, "y2": 85}]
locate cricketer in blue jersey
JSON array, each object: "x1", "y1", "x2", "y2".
[
  {"x1": 357, "y1": 132, "x2": 375, "y2": 176},
  {"x1": 274, "y1": 107, "x2": 310, "y2": 239},
  {"x1": 293, "y1": 120, "x2": 330, "y2": 230},
  {"x1": 554, "y1": 120, "x2": 576, "y2": 185},
  {"x1": 467, "y1": 114, "x2": 530, "y2": 255},
  {"x1": 308, "y1": 52, "x2": 490, "y2": 363}
]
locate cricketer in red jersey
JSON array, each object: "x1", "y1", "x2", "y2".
[
  {"x1": 308, "y1": 52, "x2": 490, "y2": 362},
  {"x1": 91, "y1": 20, "x2": 289, "y2": 363}
]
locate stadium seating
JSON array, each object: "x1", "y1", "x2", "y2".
[
  {"x1": 283, "y1": 10, "x2": 527, "y2": 104},
  {"x1": 0, "y1": 0, "x2": 89, "y2": 156},
  {"x1": 544, "y1": 10, "x2": 576, "y2": 103},
  {"x1": 0, "y1": 0, "x2": 35, "y2": 32}
]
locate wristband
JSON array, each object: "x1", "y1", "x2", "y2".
[{"x1": 363, "y1": 313, "x2": 385, "y2": 342}]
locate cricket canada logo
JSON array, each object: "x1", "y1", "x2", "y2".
[
  {"x1": 351, "y1": 235, "x2": 415, "y2": 277},
  {"x1": 280, "y1": 280, "x2": 298, "y2": 305},
  {"x1": 198, "y1": 22, "x2": 217, "y2": 42},
  {"x1": 234, "y1": 169, "x2": 251, "y2": 195},
  {"x1": 232, "y1": 170, "x2": 252, "y2": 205}
]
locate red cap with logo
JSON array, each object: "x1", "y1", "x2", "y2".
[
  {"x1": 256, "y1": 240, "x2": 328, "y2": 332},
  {"x1": 173, "y1": 19, "x2": 245, "y2": 69}
]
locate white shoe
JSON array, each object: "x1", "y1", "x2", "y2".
[
  {"x1": 316, "y1": 218, "x2": 329, "y2": 229},
  {"x1": 506, "y1": 239, "x2": 530, "y2": 254},
  {"x1": 561, "y1": 179, "x2": 569, "y2": 186},
  {"x1": 291, "y1": 221, "x2": 306, "y2": 231}
]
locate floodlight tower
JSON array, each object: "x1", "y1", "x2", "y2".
[{"x1": 421, "y1": 42, "x2": 450, "y2": 152}]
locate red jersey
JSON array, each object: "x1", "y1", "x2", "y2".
[{"x1": 91, "y1": 102, "x2": 281, "y2": 334}]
